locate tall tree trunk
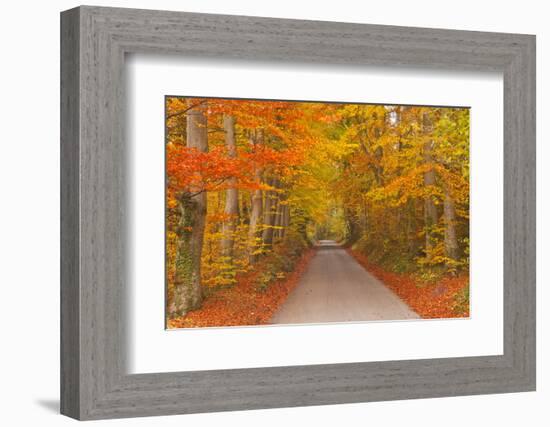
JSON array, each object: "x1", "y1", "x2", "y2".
[
  {"x1": 273, "y1": 191, "x2": 287, "y2": 241},
  {"x1": 262, "y1": 177, "x2": 279, "y2": 249},
  {"x1": 169, "y1": 102, "x2": 207, "y2": 318},
  {"x1": 406, "y1": 198, "x2": 419, "y2": 257},
  {"x1": 273, "y1": 200, "x2": 282, "y2": 241},
  {"x1": 221, "y1": 115, "x2": 239, "y2": 259},
  {"x1": 241, "y1": 192, "x2": 250, "y2": 225},
  {"x1": 281, "y1": 204, "x2": 290, "y2": 239},
  {"x1": 443, "y1": 183, "x2": 459, "y2": 265},
  {"x1": 422, "y1": 112, "x2": 438, "y2": 259},
  {"x1": 248, "y1": 130, "x2": 263, "y2": 264}
]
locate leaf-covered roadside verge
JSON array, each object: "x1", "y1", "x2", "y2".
[
  {"x1": 167, "y1": 249, "x2": 316, "y2": 329},
  {"x1": 349, "y1": 249, "x2": 470, "y2": 319}
]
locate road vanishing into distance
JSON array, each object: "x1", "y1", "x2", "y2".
[{"x1": 270, "y1": 241, "x2": 420, "y2": 324}]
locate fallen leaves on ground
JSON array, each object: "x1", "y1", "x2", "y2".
[
  {"x1": 168, "y1": 249, "x2": 315, "y2": 329},
  {"x1": 349, "y1": 249, "x2": 469, "y2": 319}
]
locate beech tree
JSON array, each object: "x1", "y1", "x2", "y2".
[
  {"x1": 221, "y1": 114, "x2": 238, "y2": 260},
  {"x1": 170, "y1": 101, "x2": 208, "y2": 317},
  {"x1": 422, "y1": 111, "x2": 438, "y2": 259},
  {"x1": 247, "y1": 129, "x2": 264, "y2": 264}
]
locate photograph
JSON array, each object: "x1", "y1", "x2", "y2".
[{"x1": 165, "y1": 97, "x2": 470, "y2": 329}]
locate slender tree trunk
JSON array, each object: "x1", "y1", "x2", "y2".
[
  {"x1": 169, "y1": 102, "x2": 207, "y2": 318},
  {"x1": 221, "y1": 115, "x2": 239, "y2": 259},
  {"x1": 273, "y1": 191, "x2": 287, "y2": 241},
  {"x1": 422, "y1": 112, "x2": 438, "y2": 259},
  {"x1": 273, "y1": 200, "x2": 282, "y2": 241},
  {"x1": 443, "y1": 183, "x2": 459, "y2": 265},
  {"x1": 241, "y1": 192, "x2": 250, "y2": 225},
  {"x1": 280, "y1": 204, "x2": 289, "y2": 239},
  {"x1": 262, "y1": 177, "x2": 279, "y2": 249},
  {"x1": 406, "y1": 198, "x2": 419, "y2": 257},
  {"x1": 248, "y1": 130, "x2": 263, "y2": 264}
]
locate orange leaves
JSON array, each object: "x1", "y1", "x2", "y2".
[
  {"x1": 168, "y1": 97, "x2": 309, "y2": 134},
  {"x1": 349, "y1": 249, "x2": 469, "y2": 319},
  {"x1": 243, "y1": 143, "x2": 304, "y2": 177},
  {"x1": 166, "y1": 144, "x2": 258, "y2": 195},
  {"x1": 166, "y1": 134, "x2": 308, "y2": 200},
  {"x1": 167, "y1": 249, "x2": 315, "y2": 328}
]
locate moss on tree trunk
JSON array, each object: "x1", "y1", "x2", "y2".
[{"x1": 169, "y1": 192, "x2": 205, "y2": 318}]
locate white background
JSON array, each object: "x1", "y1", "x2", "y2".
[
  {"x1": 129, "y1": 57, "x2": 503, "y2": 373},
  {"x1": 0, "y1": 1, "x2": 547, "y2": 426}
]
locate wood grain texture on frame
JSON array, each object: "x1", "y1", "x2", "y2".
[{"x1": 60, "y1": 5, "x2": 535, "y2": 420}]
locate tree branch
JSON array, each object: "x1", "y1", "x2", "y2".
[{"x1": 166, "y1": 100, "x2": 208, "y2": 120}]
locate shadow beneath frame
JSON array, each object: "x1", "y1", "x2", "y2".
[{"x1": 35, "y1": 399, "x2": 59, "y2": 414}]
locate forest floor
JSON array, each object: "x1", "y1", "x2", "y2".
[
  {"x1": 167, "y1": 249, "x2": 316, "y2": 329},
  {"x1": 349, "y1": 250, "x2": 470, "y2": 319},
  {"x1": 167, "y1": 244, "x2": 469, "y2": 329}
]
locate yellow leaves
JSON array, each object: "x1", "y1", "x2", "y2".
[
  {"x1": 201, "y1": 221, "x2": 251, "y2": 288},
  {"x1": 166, "y1": 197, "x2": 178, "y2": 210}
]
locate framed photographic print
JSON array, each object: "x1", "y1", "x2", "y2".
[
  {"x1": 164, "y1": 97, "x2": 469, "y2": 330},
  {"x1": 61, "y1": 5, "x2": 536, "y2": 420}
]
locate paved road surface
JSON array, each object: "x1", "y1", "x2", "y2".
[{"x1": 270, "y1": 241, "x2": 419, "y2": 324}]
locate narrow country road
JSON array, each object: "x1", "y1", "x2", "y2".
[{"x1": 270, "y1": 241, "x2": 420, "y2": 324}]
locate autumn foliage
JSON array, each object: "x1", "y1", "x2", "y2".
[
  {"x1": 168, "y1": 250, "x2": 315, "y2": 328},
  {"x1": 349, "y1": 250, "x2": 469, "y2": 318},
  {"x1": 166, "y1": 96, "x2": 470, "y2": 327}
]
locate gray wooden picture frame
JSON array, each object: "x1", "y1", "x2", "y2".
[{"x1": 60, "y1": 5, "x2": 536, "y2": 420}]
